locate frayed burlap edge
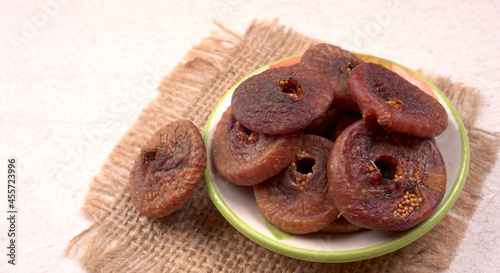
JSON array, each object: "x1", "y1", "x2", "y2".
[{"x1": 66, "y1": 19, "x2": 500, "y2": 273}]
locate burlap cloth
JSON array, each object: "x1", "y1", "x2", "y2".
[{"x1": 67, "y1": 20, "x2": 500, "y2": 272}]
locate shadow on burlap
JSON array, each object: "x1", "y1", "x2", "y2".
[{"x1": 66, "y1": 19, "x2": 500, "y2": 272}]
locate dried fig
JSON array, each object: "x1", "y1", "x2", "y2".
[
  {"x1": 129, "y1": 120, "x2": 207, "y2": 218},
  {"x1": 331, "y1": 111, "x2": 362, "y2": 141},
  {"x1": 301, "y1": 43, "x2": 363, "y2": 113},
  {"x1": 254, "y1": 135, "x2": 338, "y2": 234},
  {"x1": 328, "y1": 119, "x2": 446, "y2": 231},
  {"x1": 304, "y1": 105, "x2": 341, "y2": 138},
  {"x1": 231, "y1": 64, "x2": 334, "y2": 135},
  {"x1": 212, "y1": 106, "x2": 303, "y2": 186},
  {"x1": 348, "y1": 62, "x2": 448, "y2": 138}
]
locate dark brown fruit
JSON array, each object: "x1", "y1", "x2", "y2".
[
  {"x1": 212, "y1": 106, "x2": 303, "y2": 186},
  {"x1": 304, "y1": 105, "x2": 341, "y2": 138},
  {"x1": 129, "y1": 120, "x2": 207, "y2": 218},
  {"x1": 331, "y1": 111, "x2": 362, "y2": 141},
  {"x1": 301, "y1": 43, "x2": 363, "y2": 113},
  {"x1": 320, "y1": 216, "x2": 363, "y2": 234},
  {"x1": 348, "y1": 62, "x2": 448, "y2": 138},
  {"x1": 328, "y1": 119, "x2": 446, "y2": 231},
  {"x1": 231, "y1": 64, "x2": 334, "y2": 135},
  {"x1": 254, "y1": 135, "x2": 338, "y2": 234}
]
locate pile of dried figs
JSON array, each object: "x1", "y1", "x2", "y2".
[
  {"x1": 212, "y1": 43, "x2": 448, "y2": 234},
  {"x1": 127, "y1": 43, "x2": 448, "y2": 236}
]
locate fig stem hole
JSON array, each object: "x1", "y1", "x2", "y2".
[
  {"x1": 240, "y1": 124, "x2": 253, "y2": 136},
  {"x1": 235, "y1": 120, "x2": 254, "y2": 137},
  {"x1": 296, "y1": 157, "x2": 315, "y2": 175},
  {"x1": 143, "y1": 150, "x2": 157, "y2": 164},
  {"x1": 374, "y1": 156, "x2": 398, "y2": 180},
  {"x1": 279, "y1": 78, "x2": 304, "y2": 99}
]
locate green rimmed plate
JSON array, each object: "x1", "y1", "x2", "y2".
[{"x1": 202, "y1": 54, "x2": 469, "y2": 262}]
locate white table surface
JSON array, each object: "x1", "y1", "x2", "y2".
[{"x1": 1, "y1": 0, "x2": 499, "y2": 272}]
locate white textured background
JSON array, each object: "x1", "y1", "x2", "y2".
[{"x1": 1, "y1": 0, "x2": 499, "y2": 272}]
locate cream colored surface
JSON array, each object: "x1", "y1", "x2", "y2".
[{"x1": 1, "y1": 0, "x2": 499, "y2": 272}]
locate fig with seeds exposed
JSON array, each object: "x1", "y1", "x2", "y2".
[
  {"x1": 254, "y1": 135, "x2": 338, "y2": 234},
  {"x1": 328, "y1": 119, "x2": 446, "y2": 232},
  {"x1": 348, "y1": 62, "x2": 448, "y2": 138}
]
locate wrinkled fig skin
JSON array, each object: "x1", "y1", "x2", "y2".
[
  {"x1": 304, "y1": 105, "x2": 341, "y2": 138},
  {"x1": 349, "y1": 62, "x2": 448, "y2": 138},
  {"x1": 231, "y1": 64, "x2": 334, "y2": 135},
  {"x1": 212, "y1": 106, "x2": 303, "y2": 186},
  {"x1": 320, "y1": 216, "x2": 364, "y2": 234},
  {"x1": 254, "y1": 135, "x2": 339, "y2": 235},
  {"x1": 328, "y1": 119, "x2": 446, "y2": 232},
  {"x1": 301, "y1": 43, "x2": 363, "y2": 113},
  {"x1": 331, "y1": 111, "x2": 363, "y2": 141},
  {"x1": 129, "y1": 120, "x2": 207, "y2": 218}
]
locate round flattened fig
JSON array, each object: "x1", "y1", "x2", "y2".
[
  {"x1": 212, "y1": 106, "x2": 303, "y2": 186},
  {"x1": 253, "y1": 135, "x2": 338, "y2": 234},
  {"x1": 327, "y1": 119, "x2": 446, "y2": 232},
  {"x1": 348, "y1": 62, "x2": 448, "y2": 138},
  {"x1": 129, "y1": 120, "x2": 207, "y2": 218},
  {"x1": 300, "y1": 43, "x2": 363, "y2": 113},
  {"x1": 231, "y1": 64, "x2": 334, "y2": 135},
  {"x1": 320, "y1": 216, "x2": 363, "y2": 234}
]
